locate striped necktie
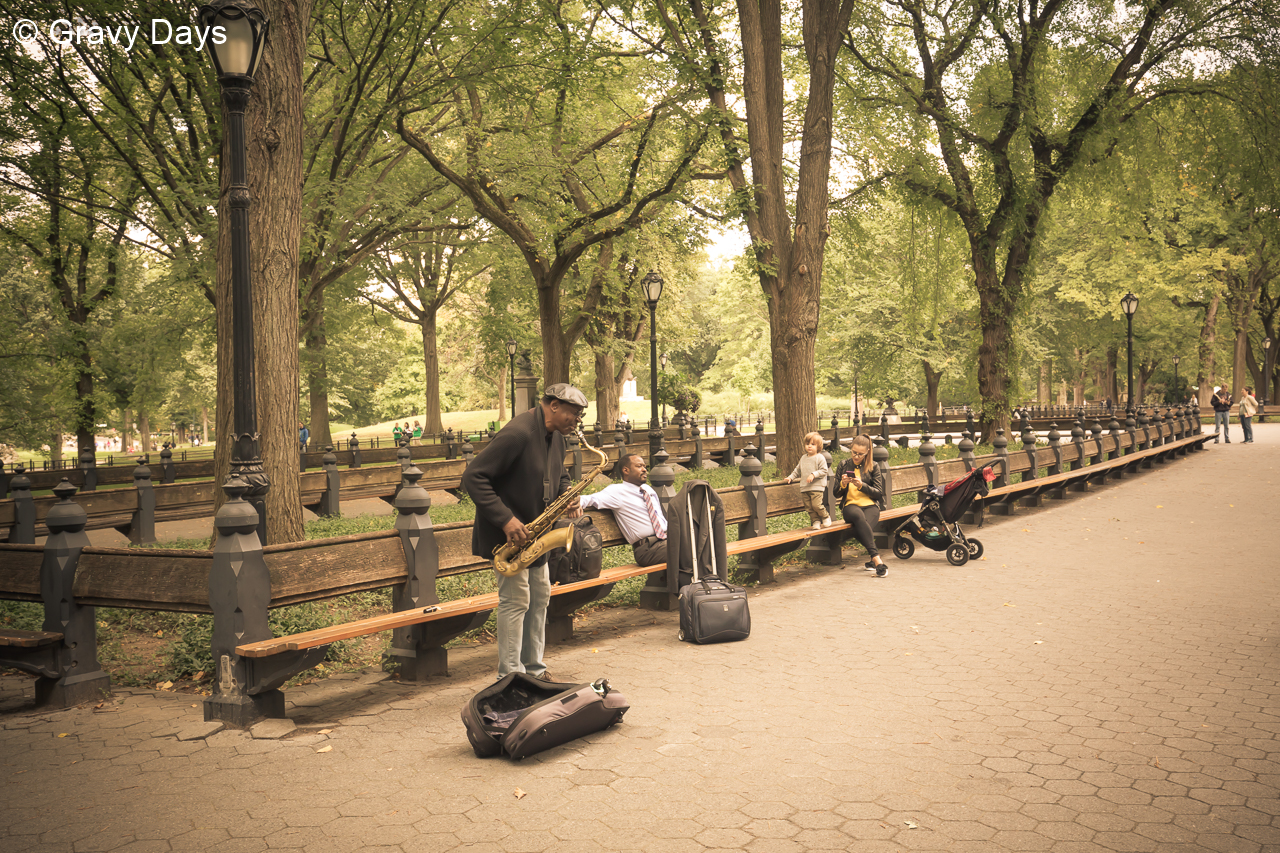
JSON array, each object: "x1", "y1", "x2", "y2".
[{"x1": 640, "y1": 488, "x2": 667, "y2": 539}]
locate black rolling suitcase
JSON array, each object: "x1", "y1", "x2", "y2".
[
  {"x1": 462, "y1": 672, "x2": 629, "y2": 760},
  {"x1": 677, "y1": 491, "x2": 750, "y2": 644}
]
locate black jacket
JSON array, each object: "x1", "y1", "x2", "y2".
[
  {"x1": 1211, "y1": 392, "x2": 1233, "y2": 413},
  {"x1": 665, "y1": 480, "x2": 727, "y2": 583},
  {"x1": 462, "y1": 403, "x2": 571, "y2": 559},
  {"x1": 833, "y1": 458, "x2": 887, "y2": 510}
]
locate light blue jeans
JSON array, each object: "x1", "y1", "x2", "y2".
[
  {"x1": 495, "y1": 561, "x2": 550, "y2": 678},
  {"x1": 1214, "y1": 410, "x2": 1231, "y2": 442}
]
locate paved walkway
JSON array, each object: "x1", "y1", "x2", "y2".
[{"x1": 3, "y1": 425, "x2": 1278, "y2": 853}]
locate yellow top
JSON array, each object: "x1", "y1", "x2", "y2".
[{"x1": 842, "y1": 466, "x2": 875, "y2": 508}]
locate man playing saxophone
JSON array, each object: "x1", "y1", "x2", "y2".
[{"x1": 462, "y1": 383, "x2": 587, "y2": 681}]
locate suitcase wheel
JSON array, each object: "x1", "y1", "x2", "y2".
[{"x1": 677, "y1": 629, "x2": 685, "y2": 641}]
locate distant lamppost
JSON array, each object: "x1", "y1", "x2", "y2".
[
  {"x1": 1262, "y1": 337, "x2": 1274, "y2": 423},
  {"x1": 642, "y1": 271, "x2": 664, "y2": 460},
  {"x1": 660, "y1": 352, "x2": 669, "y2": 426},
  {"x1": 1121, "y1": 292, "x2": 1139, "y2": 415},
  {"x1": 200, "y1": 0, "x2": 271, "y2": 536},
  {"x1": 1172, "y1": 355, "x2": 1181, "y2": 404},
  {"x1": 506, "y1": 338, "x2": 518, "y2": 421}
]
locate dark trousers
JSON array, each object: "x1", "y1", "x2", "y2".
[
  {"x1": 633, "y1": 536, "x2": 668, "y2": 568},
  {"x1": 842, "y1": 503, "x2": 881, "y2": 558}
]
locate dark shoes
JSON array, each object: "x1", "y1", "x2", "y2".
[{"x1": 876, "y1": 564, "x2": 887, "y2": 577}]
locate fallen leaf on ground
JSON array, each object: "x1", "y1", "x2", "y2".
[
  {"x1": 318, "y1": 729, "x2": 332, "y2": 735},
  {"x1": 514, "y1": 788, "x2": 527, "y2": 799},
  {"x1": 156, "y1": 681, "x2": 173, "y2": 690},
  {"x1": 57, "y1": 733, "x2": 69, "y2": 738},
  {"x1": 1034, "y1": 641, "x2": 1044, "y2": 645},
  {"x1": 1156, "y1": 505, "x2": 1163, "y2": 508},
  {"x1": 316, "y1": 745, "x2": 333, "y2": 753},
  {"x1": 1003, "y1": 603, "x2": 1016, "y2": 607},
  {"x1": 904, "y1": 820, "x2": 919, "y2": 829}
]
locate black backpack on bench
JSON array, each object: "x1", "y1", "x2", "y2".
[{"x1": 549, "y1": 515, "x2": 603, "y2": 585}]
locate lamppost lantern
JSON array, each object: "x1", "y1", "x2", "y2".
[
  {"x1": 1120, "y1": 292, "x2": 1138, "y2": 415},
  {"x1": 660, "y1": 352, "x2": 668, "y2": 371},
  {"x1": 642, "y1": 270, "x2": 664, "y2": 307},
  {"x1": 198, "y1": 0, "x2": 269, "y2": 83},
  {"x1": 641, "y1": 271, "x2": 664, "y2": 459}
]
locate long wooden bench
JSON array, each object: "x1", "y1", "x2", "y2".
[
  {"x1": 0, "y1": 417, "x2": 1208, "y2": 722},
  {"x1": 235, "y1": 430, "x2": 1209, "y2": 668}
]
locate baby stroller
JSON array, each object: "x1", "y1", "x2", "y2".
[{"x1": 891, "y1": 465, "x2": 999, "y2": 566}]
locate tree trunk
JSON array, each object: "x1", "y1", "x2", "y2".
[
  {"x1": 303, "y1": 289, "x2": 332, "y2": 449},
  {"x1": 593, "y1": 348, "x2": 619, "y2": 430},
  {"x1": 1195, "y1": 293, "x2": 1221, "y2": 408},
  {"x1": 201, "y1": 406, "x2": 209, "y2": 446},
  {"x1": 50, "y1": 433, "x2": 62, "y2": 465},
  {"x1": 213, "y1": 0, "x2": 309, "y2": 544},
  {"x1": 1226, "y1": 270, "x2": 1262, "y2": 401},
  {"x1": 497, "y1": 364, "x2": 508, "y2": 423},
  {"x1": 420, "y1": 312, "x2": 443, "y2": 433},
  {"x1": 922, "y1": 359, "x2": 941, "y2": 418},
  {"x1": 974, "y1": 263, "x2": 1015, "y2": 442},
  {"x1": 1105, "y1": 346, "x2": 1119, "y2": 407},
  {"x1": 732, "y1": 0, "x2": 851, "y2": 473},
  {"x1": 139, "y1": 411, "x2": 152, "y2": 455},
  {"x1": 1038, "y1": 360, "x2": 1051, "y2": 405}
]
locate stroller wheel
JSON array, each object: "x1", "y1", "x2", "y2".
[
  {"x1": 946, "y1": 543, "x2": 969, "y2": 566},
  {"x1": 893, "y1": 537, "x2": 915, "y2": 560},
  {"x1": 966, "y1": 538, "x2": 984, "y2": 560}
]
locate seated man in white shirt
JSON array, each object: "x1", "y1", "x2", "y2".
[{"x1": 578, "y1": 454, "x2": 667, "y2": 567}]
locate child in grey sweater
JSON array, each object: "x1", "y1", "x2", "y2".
[{"x1": 785, "y1": 432, "x2": 832, "y2": 529}]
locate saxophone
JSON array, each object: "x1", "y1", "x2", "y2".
[{"x1": 492, "y1": 427, "x2": 612, "y2": 576}]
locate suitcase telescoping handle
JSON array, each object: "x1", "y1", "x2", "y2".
[{"x1": 688, "y1": 488, "x2": 718, "y2": 585}]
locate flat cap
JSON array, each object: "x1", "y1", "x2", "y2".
[{"x1": 544, "y1": 383, "x2": 588, "y2": 408}]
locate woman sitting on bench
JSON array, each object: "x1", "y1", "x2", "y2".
[{"x1": 834, "y1": 434, "x2": 889, "y2": 577}]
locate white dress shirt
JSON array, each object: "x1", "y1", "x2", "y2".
[{"x1": 579, "y1": 483, "x2": 665, "y2": 544}]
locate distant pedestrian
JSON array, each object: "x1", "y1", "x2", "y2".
[
  {"x1": 393, "y1": 423, "x2": 403, "y2": 444},
  {"x1": 298, "y1": 422, "x2": 310, "y2": 452},
  {"x1": 1211, "y1": 387, "x2": 1233, "y2": 443},
  {"x1": 1239, "y1": 386, "x2": 1257, "y2": 444},
  {"x1": 784, "y1": 432, "x2": 832, "y2": 531},
  {"x1": 413, "y1": 420, "x2": 423, "y2": 444}
]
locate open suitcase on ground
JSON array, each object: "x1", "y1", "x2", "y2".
[
  {"x1": 462, "y1": 672, "x2": 629, "y2": 760},
  {"x1": 675, "y1": 484, "x2": 750, "y2": 644}
]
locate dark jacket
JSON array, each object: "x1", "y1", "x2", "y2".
[
  {"x1": 833, "y1": 458, "x2": 887, "y2": 510},
  {"x1": 665, "y1": 480, "x2": 727, "y2": 584},
  {"x1": 462, "y1": 403, "x2": 571, "y2": 559},
  {"x1": 1211, "y1": 392, "x2": 1233, "y2": 413}
]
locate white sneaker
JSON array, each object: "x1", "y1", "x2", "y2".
[
  {"x1": 811, "y1": 521, "x2": 822, "y2": 531},
  {"x1": 821, "y1": 518, "x2": 833, "y2": 528}
]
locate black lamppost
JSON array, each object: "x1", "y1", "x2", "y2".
[
  {"x1": 660, "y1": 352, "x2": 669, "y2": 426},
  {"x1": 201, "y1": 0, "x2": 271, "y2": 535},
  {"x1": 506, "y1": 338, "x2": 517, "y2": 421},
  {"x1": 642, "y1": 271, "x2": 664, "y2": 460},
  {"x1": 852, "y1": 362, "x2": 861, "y2": 431},
  {"x1": 1172, "y1": 355, "x2": 1180, "y2": 404},
  {"x1": 1262, "y1": 337, "x2": 1274, "y2": 422},
  {"x1": 1121, "y1": 292, "x2": 1139, "y2": 415}
]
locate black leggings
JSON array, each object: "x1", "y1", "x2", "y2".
[{"x1": 842, "y1": 503, "x2": 881, "y2": 558}]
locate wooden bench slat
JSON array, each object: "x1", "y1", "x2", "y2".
[{"x1": 0, "y1": 629, "x2": 63, "y2": 648}]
